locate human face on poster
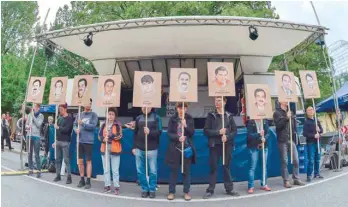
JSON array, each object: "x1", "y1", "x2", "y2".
[
  {"x1": 275, "y1": 70, "x2": 298, "y2": 103},
  {"x1": 208, "y1": 62, "x2": 235, "y2": 97},
  {"x1": 97, "y1": 75, "x2": 121, "y2": 107},
  {"x1": 178, "y1": 72, "x2": 191, "y2": 93},
  {"x1": 169, "y1": 68, "x2": 197, "y2": 102},
  {"x1": 246, "y1": 84, "x2": 273, "y2": 120},
  {"x1": 133, "y1": 71, "x2": 162, "y2": 108},
  {"x1": 299, "y1": 70, "x2": 321, "y2": 99},
  {"x1": 27, "y1": 77, "x2": 46, "y2": 104},
  {"x1": 49, "y1": 77, "x2": 68, "y2": 105},
  {"x1": 71, "y1": 75, "x2": 93, "y2": 106}
]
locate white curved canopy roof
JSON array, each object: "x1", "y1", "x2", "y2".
[{"x1": 38, "y1": 16, "x2": 327, "y2": 87}]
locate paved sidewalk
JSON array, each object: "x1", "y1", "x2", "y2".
[{"x1": 3, "y1": 143, "x2": 346, "y2": 202}]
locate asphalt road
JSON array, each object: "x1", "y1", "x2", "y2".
[{"x1": 1, "y1": 150, "x2": 348, "y2": 207}]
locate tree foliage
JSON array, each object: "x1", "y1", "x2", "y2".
[{"x1": 1, "y1": 1, "x2": 39, "y2": 55}]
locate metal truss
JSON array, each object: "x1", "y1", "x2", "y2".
[
  {"x1": 39, "y1": 40, "x2": 96, "y2": 75},
  {"x1": 35, "y1": 16, "x2": 327, "y2": 41}
]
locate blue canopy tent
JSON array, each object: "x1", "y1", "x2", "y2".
[{"x1": 316, "y1": 82, "x2": 348, "y2": 113}]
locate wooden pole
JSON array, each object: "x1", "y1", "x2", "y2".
[
  {"x1": 288, "y1": 102, "x2": 293, "y2": 164},
  {"x1": 28, "y1": 109, "x2": 33, "y2": 159},
  {"x1": 181, "y1": 101, "x2": 185, "y2": 173},
  {"x1": 312, "y1": 98, "x2": 320, "y2": 152},
  {"x1": 105, "y1": 107, "x2": 109, "y2": 173},
  {"x1": 76, "y1": 106, "x2": 81, "y2": 165},
  {"x1": 222, "y1": 96, "x2": 225, "y2": 165},
  {"x1": 261, "y1": 119, "x2": 265, "y2": 185},
  {"x1": 145, "y1": 107, "x2": 148, "y2": 178},
  {"x1": 54, "y1": 104, "x2": 58, "y2": 159}
]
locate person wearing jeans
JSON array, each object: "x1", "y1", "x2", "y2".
[
  {"x1": 273, "y1": 102, "x2": 305, "y2": 188},
  {"x1": 53, "y1": 103, "x2": 73, "y2": 184},
  {"x1": 303, "y1": 106, "x2": 323, "y2": 182},
  {"x1": 26, "y1": 103, "x2": 44, "y2": 178},
  {"x1": 99, "y1": 107, "x2": 122, "y2": 195},
  {"x1": 246, "y1": 119, "x2": 271, "y2": 193},
  {"x1": 132, "y1": 107, "x2": 162, "y2": 199},
  {"x1": 165, "y1": 102, "x2": 195, "y2": 201},
  {"x1": 135, "y1": 148, "x2": 158, "y2": 195}
]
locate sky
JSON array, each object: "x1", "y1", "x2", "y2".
[{"x1": 37, "y1": 0, "x2": 348, "y2": 47}]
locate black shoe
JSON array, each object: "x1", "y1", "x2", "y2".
[
  {"x1": 149, "y1": 192, "x2": 156, "y2": 198},
  {"x1": 314, "y1": 174, "x2": 324, "y2": 179},
  {"x1": 77, "y1": 179, "x2": 85, "y2": 188},
  {"x1": 307, "y1": 176, "x2": 312, "y2": 183},
  {"x1": 66, "y1": 175, "x2": 72, "y2": 184},
  {"x1": 226, "y1": 191, "x2": 240, "y2": 197},
  {"x1": 203, "y1": 192, "x2": 213, "y2": 199},
  {"x1": 85, "y1": 181, "x2": 91, "y2": 189},
  {"x1": 36, "y1": 172, "x2": 41, "y2": 178},
  {"x1": 53, "y1": 175, "x2": 61, "y2": 182},
  {"x1": 141, "y1": 192, "x2": 149, "y2": 198}
]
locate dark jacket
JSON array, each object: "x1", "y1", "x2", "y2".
[
  {"x1": 247, "y1": 119, "x2": 270, "y2": 148},
  {"x1": 43, "y1": 123, "x2": 50, "y2": 140},
  {"x1": 56, "y1": 115, "x2": 74, "y2": 142},
  {"x1": 133, "y1": 111, "x2": 162, "y2": 151},
  {"x1": 165, "y1": 113, "x2": 196, "y2": 168},
  {"x1": 273, "y1": 108, "x2": 297, "y2": 143},
  {"x1": 303, "y1": 117, "x2": 323, "y2": 144},
  {"x1": 1, "y1": 119, "x2": 10, "y2": 137},
  {"x1": 204, "y1": 111, "x2": 237, "y2": 148}
]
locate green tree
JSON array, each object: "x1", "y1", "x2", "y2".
[
  {"x1": 269, "y1": 43, "x2": 333, "y2": 102},
  {"x1": 1, "y1": 1, "x2": 39, "y2": 55}
]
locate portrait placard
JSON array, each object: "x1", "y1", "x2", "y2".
[
  {"x1": 169, "y1": 68, "x2": 198, "y2": 103},
  {"x1": 26, "y1": 77, "x2": 46, "y2": 103},
  {"x1": 246, "y1": 84, "x2": 273, "y2": 120},
  {"x1": 275, "y1": 70, "x2": 298, "y2": 103},
  {"x1": 208, "y1": 62, "x2": 235, "y2": 97},
  {"x1": 49, "y1": 77, "x2": 68, "y2": 105},
  {"x1": 132, "y1": 71, "x2": 162, "y2": 108},
  {"x1": 299, "y1": 70, "x2": 321, "y2": 99},
  {"x1": 71, "y1": 75, "x2": 93, "y2": 106},
  {"x1": 96, "y1": 75, "x2": 122, "y2": 107}
]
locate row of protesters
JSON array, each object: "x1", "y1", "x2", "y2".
[{"x1": 23, "y1": 98, "x2": 327, "y2": 201}]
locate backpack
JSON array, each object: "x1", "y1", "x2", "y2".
[{"x1": 40, "y1": 155, "x2": 48, "y2": 169}]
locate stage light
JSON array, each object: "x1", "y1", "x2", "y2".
[
  {"x1": 249, "y1": 26, "x2": 258, "y2": 41},
  {"x1": 84, "y1": 32, "x2": 93, "y2": 47}
]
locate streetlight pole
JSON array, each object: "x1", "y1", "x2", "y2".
[{"x1": 310, "y1": 1, "x2": 343, "y2": 171}]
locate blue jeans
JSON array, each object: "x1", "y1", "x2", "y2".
[
  {"x1": 307, "y1": 143, "x2": 321, "y2": 177},
  {"x1": 135, "y1": 149, "x2": 158, "y2": 193},
  {"x1": 101, "y1": 145, "x2": 120, "y2": 188},
  {"x1": 27, "y1": 136, "x2": 41, "y2": 171},
  {"x1": 248, "y1": 148, "x2": 268, "y2": 189}
]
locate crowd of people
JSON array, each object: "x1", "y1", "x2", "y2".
[{"x1": 19, "y1": 97, "x2": 327, "y2": 201}]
